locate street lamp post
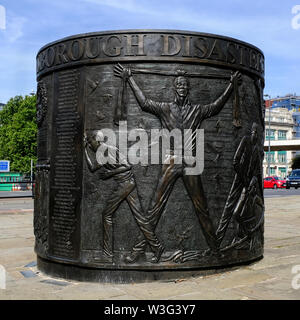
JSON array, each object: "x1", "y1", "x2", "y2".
[{"x1": 264, "y1": 94, "x2": 271, "y2": 176}]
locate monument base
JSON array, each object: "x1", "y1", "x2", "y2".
[{"x1": 37, "y1": 255, "x2": 263, "y2": 284}]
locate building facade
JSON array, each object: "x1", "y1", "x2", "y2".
[
  {"x1": 265, "y1": 94, "x2": 300, "y2": 111},
  {"x1": 264, "y1": 107, "x2": 297, "y2": 178},
  {"x1": 293, "y1": 112, "x2": 300, "y2": 138}
]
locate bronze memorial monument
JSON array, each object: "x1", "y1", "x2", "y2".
[{"x1": 34, "y1": 30, "x2": 265, "y2": 282}]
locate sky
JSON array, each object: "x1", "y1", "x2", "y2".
[{"x1": 0, "y1": 0, "x2": 300, "y2": 103}]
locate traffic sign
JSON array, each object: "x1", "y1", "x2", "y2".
[{"x1": 0, "y1": 160, "x2": 10, "y2": 172}]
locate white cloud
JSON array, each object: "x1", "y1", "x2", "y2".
[
  {"x1": 6, "y1": 15, "x2": 27, "y2": 42},
  {"x1": 0, "y1": 5, "x2": 6, "y2": 30}
]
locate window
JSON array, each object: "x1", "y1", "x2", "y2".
[
  {"x1": 270, "y1": 168, "x2": 276, "y2": 175},
  {"x1": 278, "y1": 130, "x2": 287, "y2": 140},
  {"x1": 266, "y1": 129, "x2": 275, "y2": 140},
  {"x1": 290, "y1": 170, "x2": 300, "y2": 177},
  {"x1": 265, "y1": 151, "x2": 275, "y2": 162},
  {"x1": 277, "y1": 151, "x2": 287, "y2": 163},
  {"x1": 279, "y1": 167, "x2": 287, "y2": 178}
]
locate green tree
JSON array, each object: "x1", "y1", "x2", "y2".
[
  {"x1": 291, "y1": 154, "x2": 300, "y2": 170},
  {"x1": 0, "y1": 95, "x2": 37, "y2": 173}
]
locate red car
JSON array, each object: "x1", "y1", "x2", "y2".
[{"x1": 264, "y1": 176, "x2": 286, "y2": 189}]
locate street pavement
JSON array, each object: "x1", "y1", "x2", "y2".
[
  {"x1": 0, "y1": 191, "x2": 33, "y2": 199},
  {"x1": 0, "y1": 196, "x2": 300, "y2": 300},
  {"x1": 0, "y1": 197, "x2": 33, "y2": 213},
  {"x1": 264, "y1": 188, "x2": 300, "y2": 198},
  {"x1": 1, "y1": 188, "x2": 299, "y2": 200}
]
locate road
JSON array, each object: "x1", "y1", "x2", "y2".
[
  {"x1": 0, "y1": 191, "x2": 33, "y2": 211},
  {"x1": 0, "y1": 190, "x2": 33, "y2": 198},
  {"x1": 264, "y1": 188, "x2": 300, "y2": 198},
  {"x1": 0, "y1": 198, "x2": 33, "y2": 211}
]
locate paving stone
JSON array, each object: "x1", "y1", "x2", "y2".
[
  {"x1": 40, "y1": 279, "x2": 70, "y2": 286},
  {"x1": 0, "y1": 196, "x2": 300, "y2": 300},
  {"x1": 20, "y1": 270, "x2": 37, "y2": 278},
  {"x1": 24, "y1": 261, "x2": 37, "y2": 268}
]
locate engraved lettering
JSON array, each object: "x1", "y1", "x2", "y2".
[
  {"x1": 50, "y1": 69, "x2": 81, "y2": 259},
  {"x1": 36, "y1": 32, "x2": 264, "y2": 80},
  {"x1": 258, "y1": 53, "x2": 265, "y2": 74},
  {"x1": 208, "y1": 39, "x2": 224, "y2": 60},
  {"x1": 37, "y1": 51, "x2": 47, "y2": 72},
  {"x1": 226, "y1": 42, "x2": 238, "y2": 64},
  {"x1": 249, "y1": 49, "x2": 258, "y2": 70},
  {"x1": 85, "y1": 37, "x2": 101, "y2": 59},
  {"x1": 193, "y1": 37, "x2": 209, "y2": 58},
  {"x1": 182, "y1": 36, "x2": 193, "y2": 57},
  {"x1": 46, "y1": 47, "x2": 56, "y2": 67},
  {"x1": 69, "y1": 40, "x2": 85, "y2": 61},
  {"x1": 125, "y1": 34, "x2": 146, "y2": 56},
  {"x1": 161, "y1": 35, "x2": 181, "y2": 56},
  {"x1": 55, "y1": 43, "x2": 69, "y2": 65},
  {"x1": 239, "y1": 45, "x2": 250, "y2": 67},
  {"x1": 103, "y1": 35, "x2": 122, "y2": 57}
]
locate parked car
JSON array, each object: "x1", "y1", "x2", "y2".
[
  {"x1": 264, "y1": 176, "x2": 286, "y2": 189},
  {"x1": 286, "y1": 169, "x2": 300, "y2": 189}
]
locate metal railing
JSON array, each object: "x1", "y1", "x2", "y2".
[{"x1": 0, "y1": 180, "x2": 35, "y2": 199}]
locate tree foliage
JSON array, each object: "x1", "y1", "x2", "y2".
[
  {"x1": 291, "y1": 154, "x2": 300, "y2": 170},
  {"x1": 0, "y1": 95, "x2": 37, "y2": 173}
]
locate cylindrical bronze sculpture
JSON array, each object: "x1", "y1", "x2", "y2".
[{"x1": 35, "y1": 30, "x2": 265, "y2": 282}]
